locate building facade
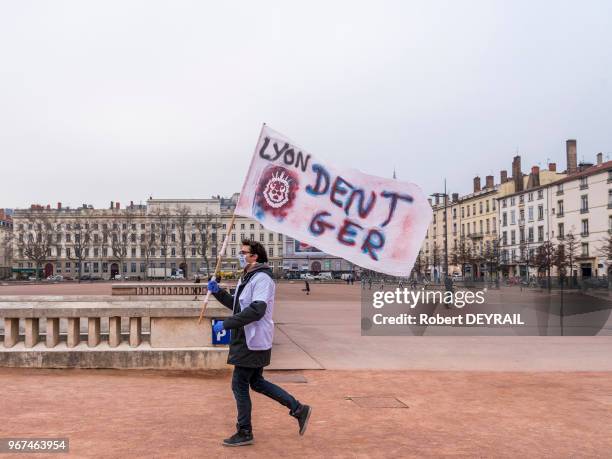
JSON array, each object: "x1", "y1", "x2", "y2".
[
  {"x1": 0, "y1": 209, "x2": 13, "y2": 279},
  {"x1": 10, "y1": 196, "x2": 286, "y2": 280}
]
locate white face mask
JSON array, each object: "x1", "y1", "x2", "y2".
[{"x1": 238, "y1": 253, "x2": 247, "y2": 268}]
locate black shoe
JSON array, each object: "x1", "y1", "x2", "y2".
[
  {"x1": 294, "y1": 404, "x2": 312, "y2": 436},
  {"x1": 222, "y1": 427, "x2": 254, "y2": 447}
]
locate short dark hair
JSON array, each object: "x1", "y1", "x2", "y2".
[{"x1": 241, "y1": 239, "x2": 268, "y2": 263}]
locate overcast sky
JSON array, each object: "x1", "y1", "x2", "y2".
[{"x1": 1, "y1": 0, "x2": 611, "y2": 209}]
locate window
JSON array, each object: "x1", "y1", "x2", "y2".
[
  {"x1": 502, "y1": 231, "x2": 507, "y2": 245},
  {"x1": 579, "y1": 176, "x2": 588, "y2": 189},
  {"x1": 581, "y1": 219, "x2": 589, "y2": 236},
  {"x1": 171, "y1": 248, "x2": 176, "y2": 256},
  {"x1": 528, "y1": 207, "x2": 533, "y2": 222},
  {"x1": 259, "y1": 233, "x2": 264, "y2": 242},
  {"x1": 580, "y1": 195, "x2": 588, "y2": 213},
  {"x1": 131, "y1": 262, "x2": 137, "y2": 273},
  {"x1": 231, "y1": 234, "x2": 236, "y2": 242},
  {"x1": 537, "y1": 190, "x2": 543, "y2": 199},
  {"x1": 479, "y1": 202, "x2": 483, "y2": 214},
  {"x1": 510, "y1": 230, "x2": 516, "y2": 245},
  {"x1": 278, "y1": 234, "x2": 283, "y2": 242},
  {"x1": 558, "y1": 223, "x2": 564, "y2": 239},
  {"x1": 528, "y1": 227, "x2": 534, "y2": 243},
  {"x1": 241, "y1": 223, "x2": 245, "y2": 230},
  {"x1": 492, "y1": 200, "x2": 496, "y2": 210},
  {"x1": 131, "y1": 248, "x2": 136, "y2": 257},
  {"x1": 537, "y1": 205, "x2": 544, "y2": 220},
  {"x1": 528, "y1": 192, "x2": 533, "y2": 202},
  {"x1": 191, "y1": 248, "x2": 196, "y2": 256},
  {"x1": 537, "y1": 226, "x2": 544, "y2": 242},
  {"x1": 250, "y1": 224, "x2": 254, "y2": 230},
  {"x1": 231, "y1": 247, "x2": 236, "y2": 256},
  {"x1": 557, "y1": 200, "x2": 564, "y2": 216},
  {"x1": 581, "y1": 243, "x2": 589, "y2": 256},
  {"x1": 269, "y1": 233, "x2": 273, "y2": 242},
  {"x1": 502, "y1": 212, "x2": 507, "y2": 227},
  {"x1": 510, "y1": 210, "x2": 515, "y2": 225},
  {"x1": 557, "y1": 183, "x2": 563, "y2": 195},
  {"x1": 519, "y1": 195, "x2": 524, "y2": 204},
  {"x1": 269, "y1": 247, "x2": 274, "y2": 257},
  {"x1": 608, "y1": 190, "x2": 612, "y2": 208},
  {"x1": 510, "y1": 197, "x2": 515, "y2": 206}
]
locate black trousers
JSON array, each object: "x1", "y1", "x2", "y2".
[{"x1": 232, "y1": 365, "x2": 300, "y2": 431}]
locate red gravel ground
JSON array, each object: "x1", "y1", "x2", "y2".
[{"x1": 1, "y1": 368, "x2": 611, "y2": 458}]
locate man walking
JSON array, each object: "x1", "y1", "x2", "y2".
[{"x1": 208, "y1": 239, "x2": 312, "y2": 447}]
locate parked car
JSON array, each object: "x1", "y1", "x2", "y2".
[
  {"x1": 300, "y1": 273, "x2": 315, "y2": 280},
  {"x1": 313, "y1": 272, "x2": 333, "y2": 281},
  {"x1": 46, "y1": 275, "x2": 64, "y2": 282}
]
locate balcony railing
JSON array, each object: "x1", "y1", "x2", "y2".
[{"x1": 580, "y1": 208, "x2": 589, "y2": 214}]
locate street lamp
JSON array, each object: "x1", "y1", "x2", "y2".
[{"x1": 430, "y1": 179, "x2": 449, "y2": 282}]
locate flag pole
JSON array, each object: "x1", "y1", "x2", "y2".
[
  {"x1": 197, "y1": 122, "x2": 266, "y2": 324},
  {"x1": 198, "y1": 212, "x2": 237, "y2": 323}
]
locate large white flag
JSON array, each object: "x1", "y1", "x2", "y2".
[{"x1": 235, "y1": 126, "x2": 432, "y2": 277}]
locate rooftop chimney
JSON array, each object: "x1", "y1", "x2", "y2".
[
  {"x1": 115, "y1": 202, "x2": 120, "y2": 209},
  {"x1": 435, "y1": 195, "x2": 440, "y2": 205},
  {"x1": 597, "y1": 152, "x2": 603, "y2": 166},
  {"x1": 46, "y1": 204, "x2": 51, "y2": 210},
  {"x1": 566, "y1": 139, "x2": 577, "y2": 174},
  {"x1": 473, "y1": 176, "x2": 481, "y2": 192},
  {"x1": 110, "y1": 201, "x2": 114, "y2": 209},
  {"x1": 531, "y1": 166, "x2": 540, "y2": 187},
  {"x1": 485, "y1": 175, "x2": 494, "y2": 189},
  {"x1": 512, "y1": 156, "x2": 523, "y2": 192},
  {"x1": 452, "y1": 192, "x2": 459, "y2": 202},
  {"x1": 57, "y1": 202, "x2": 62, "y2": 209},
  {"x1": 548, "y1": 162, "x2": 556, "y2": 172},
  {"x1": 500, "y1": 170, "x2": 508, "y2": 183},
  {"x1": 130, "y1": 200, "x2": 134, "y2": 207}
]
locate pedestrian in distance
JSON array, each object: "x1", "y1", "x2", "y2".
[
  {"x1": 208, "y1": 239, "x2": 312, "y2": 447},
  {"x1": 302, "y1": 279, "x2": 310, "y2": 295}
]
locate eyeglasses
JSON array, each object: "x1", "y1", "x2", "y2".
[{"x1": 239, "y1": 250, "x2": 252, "y2": 255}]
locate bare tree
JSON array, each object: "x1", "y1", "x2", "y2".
[
  {"x1": 564, "y1": 232, "x2": 579, "y2": 287},
  {"x1": 598, "y1": 231, "x2": 612, "y2": 287},
  {"x1": 139, "y1": 221, "x2": 158, "y2": 280},
  {"x1": 152, "y1": 207, "x2": 171, "y2": 277},
  {"x1": 67, "y1": 220, "x2": 93, "y2": 281},
  {"x1": 451, "y1": 236, "x2": 471, "y2": 278},
  {"x1": 16, "y1": 210, "x2": 56, "y2": 280},
  {"x1": 535, "y1": 241, "x2": 555, "y2": 290},
  {"x1": 1, "y1": 229, "x2": 14, "y2": 279},
  {"x1": 553, "y1": 241, "x2": 568, "y2": 287},
  {"x1": 104, "y1": 209, "x2": 136, "y2": 280},
  {"x1": 194, "y1": 212, "x2": 217, "y2": 276},
  {"x1": 174, "y1": 205, "x2": 191, "y2": 278}
]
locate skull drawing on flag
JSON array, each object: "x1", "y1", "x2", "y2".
[{"x1": 254, "y1": 165, "x2": 298, "y2": 220}]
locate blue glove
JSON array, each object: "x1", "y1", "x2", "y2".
[
  {"x1": 207, "y1": 279, "x2": 220, "y2": 293},
  {"x1": 213, "y1": 320, "x2": 224, "y2": 334}
]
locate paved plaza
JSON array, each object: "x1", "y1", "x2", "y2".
[{"x1": 1, "y1": 282, "x2": 611, "y2": 457}]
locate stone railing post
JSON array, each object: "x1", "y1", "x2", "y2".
[
  {"x1": 67, "y1": 318, "x2": 80, "y2": 348},
  {"x1": 88, "y1": 317, "x2": 101, "y2": 347},
  {"x1": 3, "y1": 318, "x2": 19, "y2": 348},
  {"x1": 46, "y1": 318, "x2": 60, "y2": 347},
  {"x1": 109, "y1": 316, "x2": 122, "y2": 347},
  {"x1": 25, "y1": 318, "x2": 39, "y2": 348},
  {"x1": 129, "y1": 317, "x2": 141, "y2": 347}
]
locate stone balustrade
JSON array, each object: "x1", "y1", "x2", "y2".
[
  {"x1": 111, "y1": 282, "x2": 211, "y2": 296},
  {"x1": 0, "y1": 295, "x2": 232, "y2": 369}
]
